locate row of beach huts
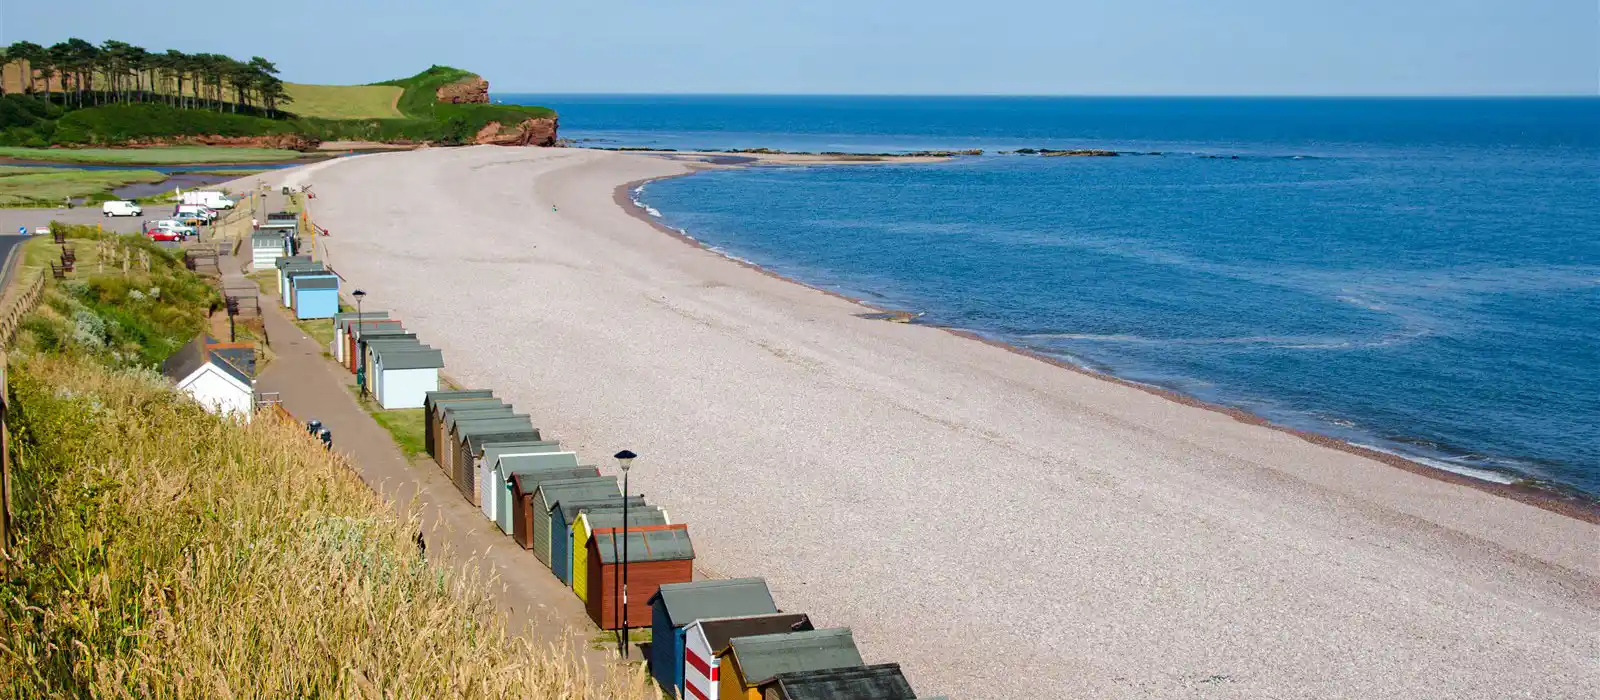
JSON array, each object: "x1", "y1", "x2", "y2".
[{"x1": 326, "y1": 307, "x2": 942, "y2": 700}]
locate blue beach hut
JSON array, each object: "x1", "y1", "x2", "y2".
[
  {"x1": 292, "y1": 273, "x2": 339, "y2": 319},
  {"x1": 647, "y1": 578, "x2": 779, "y2": 697}
]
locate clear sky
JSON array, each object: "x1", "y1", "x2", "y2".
[{"x1": 2, "y1": 0, "x2": 1595, "y2": 95}]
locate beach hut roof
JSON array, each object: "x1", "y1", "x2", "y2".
[
  {"x1": 534, "y1": 478, "x2": 621, "y2": 512},
  {"x1": 578, "y1": 506, "x2": 667, "y2": 532},
  {"x1": 335, "y1": 310, "x2": 389, "y2": 322},
  {"x1": 452, "y1": 416, "x2": 534, "y2": 439},
  {"x1": 723, "y1": 628, "x2": 864, "y2": 686},
  {"x1": 295, "y1": 276, "x2": 339, "y2": 290},
  {"x1": 480, "y1": 440, "x2": 561, "y2": 465},
  {"x1": 465, "y1": 429, "x2": 542, "y2": 453},
  {"x1": 442, "y1": 405, "x2": 513, "y2": 431},
  {"x1": 694, "y1": 613, "x2": 814, "y2": 653},
  {"x1": 593, "y1": 525, "x2": 693, "y2": 564},
  {"x1": 250, "y1": 233, "x2": 281, "y2": 244},
  {"x1": 206, "y1": 342, "x2": 257, "y2": 378},
  {"x1": 758, "y1": 663, "x2": 917, "y2": 700},
  {"x1": 376, "y1": 348, "x2": 444, "y2": 370},
  {"x1": 553, "y1": 495, "x2": 647, "y2": 523},
  {"x1": 648, "y1": 578, "x2": 778, "y2": 627},
  {"x1": 509, "y1": 467, "x2": 604, "y2": 498},
  {"x1": 424, "y1": 389, "x2": 492, "y2": 413},
  {"x1": 161, "y1": 335, "x2": 251, "y2": 387},
  {"x1": 273, "y1": 255, "x2": 312, "y2": 269}
]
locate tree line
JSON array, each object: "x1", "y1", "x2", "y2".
[{"x1": 0, "y1": 39, "x2": 292, "y2": 117}]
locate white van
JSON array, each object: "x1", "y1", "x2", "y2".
[
  {"x1": 101, "y1": 200, "x2": 142, "y2": 217},
  {"x1": 176, "y1": 204, "x2": 217, "y2": 222},
  {"x1": 181, "y1": 191, "x2": 235, "y2": 210}
]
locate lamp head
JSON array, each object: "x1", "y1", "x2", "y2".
[
  {"x1": 352, "y1": 289, "x2": 366, "y2": 300},
  {"x1": 614, "y1": 449, "x2": 636, "y2": 472}
]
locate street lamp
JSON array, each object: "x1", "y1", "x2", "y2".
[
  {"x1": 352, "y1": 289, "x2": 367, "y2": 397},
  {"x1": 614, "y1": 449, "x2": 636, "y2": 657}
]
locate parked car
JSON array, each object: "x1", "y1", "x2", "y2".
[
  {"x1": 102, "y1": 200, "x2": 142, "y2": 217},
  {"x1": 152, "y1": 219, "x2": 197, "y2": 237},
  {"x1": 147, "y1": 228, "x2": 185, "y2": 242},
  {"x1": 175, "y1": 204, "x2": 217, "y2": 222}
]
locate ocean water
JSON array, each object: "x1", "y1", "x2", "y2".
[{"x1": 501, "y1": 95, "x2": 1600, "y2": 495}]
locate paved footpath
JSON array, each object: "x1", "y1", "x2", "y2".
[{"x1": 221, "y1": 247, "x2": 631, "y2": 680}]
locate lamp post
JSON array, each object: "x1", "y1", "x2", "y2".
[
  {"x1": 614, "y1": 449, "x2": 636, "y2": 657},
  {"x1": 352, "y1": 289, "x2": 367, "y2": 398}
]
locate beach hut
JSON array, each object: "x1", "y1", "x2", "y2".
[
  {"x1": 343, "y1": 320, "x2": 403, "y2": 371},
  {"x1": 360, "y1": 336, "x2": 423, "y2": 383},
  {"x1": 349, "y1": 327, "x2": 411, "y2": 374},
  {"x1": 450, "y1": 417, "x2": 537, "y2": 500},
  {"x1": 682, "y1": 613, "x2": 814, "y2": 700},
  {"x1": 250, "y1": 233, "x2": 285, "y2": 269},
  {"x1": 424, "y1": 390, "x2": 492, "y2": 458},
  {"x1": 507, "y1": 467, "x2": 604, "y2": 546},
  {"x1": 272, "y1": 254, "x2": 311, "y2": 289},
  {"x1": 160, "y1": 335, "x2": 255, "y2": 421},
  {"x1": 715, "y1": 629, "x2": 864, "y2": 700},
  {"x1": 550, "y1": 496, "x2": 647, "y2": 584},
  {"x1": 571, "y1": 508, "x2": 670, "y2": 603},
  {"x1": 333, "y1": 311, "x2": 389, "y2": 361},
  {"x1": 437, "y1": 402, "x2": 513, "y2": 470},
  {"x1": 556, "y1": 501, "x2": 667, "y2": 584},
  {"x1": 586, "y1": 524, "x2": 694, "y2": 630},
  {"x1": 530, "y1": 476, "x2": 617, "y2": 562},
  {"x1": 372, "y1": 346, "x2": 443, "y2": 409},
  {"x1": 291, "y1": 275, "x2": 339, "y2": 320},
  {"x1": 463, "y1": 429, "x2": 545, "y2": 505},
  {"x1": 757, "y1": 663, "x2": 918, "y2": 700},
  {"x1": 648, "y1": 578, "x2": 780, "y2": 696},
  {"x1": 478, "y1": 443, "x2": 564, "y2": 522},
  {"x1": 278, "y1": 262, "x2": 324, "y2": 308}
]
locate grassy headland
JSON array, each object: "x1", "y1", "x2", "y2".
[
  {"x1": 0, "y1": 227, "x2": 648, "y2": 697},
  {"x1": 282, "y1": 82, "x2": 405, "y2": 119}
]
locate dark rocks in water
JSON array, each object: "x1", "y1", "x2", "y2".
[
  {"x1": 905, "y1": 149, "x2": 982, "y2": 157},
  {"x1": 1014, "y1": 148, "x2": 1038, "y2": 154},
  {"x1": 1199, "y1": 154, "x2": 1242, "y2": 160},
  {"x1": 1040, "y1": 149, "x2": 1119, "y2": 157}
]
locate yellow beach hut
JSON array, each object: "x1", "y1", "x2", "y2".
[{"x1": 571, "y1": 507, "x2": 669, "y2": 604}]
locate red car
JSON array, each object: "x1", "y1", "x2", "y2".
[{"x1": 146, "y1": 228, "x2": 185, "y2": 242}]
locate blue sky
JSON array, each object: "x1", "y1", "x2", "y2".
[{"x1": 2, "y1": 0, "x2": 1595, "y2": 95}]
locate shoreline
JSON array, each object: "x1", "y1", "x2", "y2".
[{"x1": 613, "y1": 170, "x2": 1600, "y2": 524}]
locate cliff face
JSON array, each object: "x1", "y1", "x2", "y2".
[
  {"x1": 472, "y1": 117, "x2": 559, "y2": 147},
  {"x1": 435, "y1": 77, "x2": 489, "y2": 104},
  {"x1": 126, "y1": 133, "x2": 319, "y2": 150}
]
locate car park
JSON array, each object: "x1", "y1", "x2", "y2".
[{"x1": 102, "y1": 200, "x2": 142, "y2": 217}]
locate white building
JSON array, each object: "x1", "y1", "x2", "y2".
[
  {"x1": 371, "y1": 346, "x2": 444, "y2": 409},
  {"x1": 161, "y1": 336, "x2": 255, "y2": 422}
]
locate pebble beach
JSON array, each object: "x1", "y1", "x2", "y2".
[{"x1": 296, "y1": 145, "x2": 1597, "y2": 700}]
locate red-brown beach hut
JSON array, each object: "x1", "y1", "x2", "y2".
[{"x1": 585, "y1": 523, "x2": 694, "y2": 630}]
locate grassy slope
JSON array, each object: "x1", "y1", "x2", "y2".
[
  {"x1": 283, "y1": 82, "x2": 405, "y2": 119},
  {"x1": 1, "y1": 227, "x2": 650, "y2": 697},
  {"x1": 376, "y1": 65, "x2": 555, "y2": 129},
  {"x1": 0, "y1": 145, "x2": 302, "y2": 163},
  {"x1": 0, "y1": 165, "x2": 165, "y2": 206}
]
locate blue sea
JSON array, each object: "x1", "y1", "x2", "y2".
[{"x1": 501, "y1": 95, "x2": 1600, "y2": 496}]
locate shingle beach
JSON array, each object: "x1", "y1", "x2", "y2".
[{"x1": 292, "y1": 146, "x2": 1597, "y2": 700}]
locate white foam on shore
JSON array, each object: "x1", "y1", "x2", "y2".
[{"x1": 1351, "y1": 443, "x2": 1519, "y2": 485}]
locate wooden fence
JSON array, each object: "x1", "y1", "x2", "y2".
[{"x1": 0, "y1": 270, "x2": 45, "y2": 349}]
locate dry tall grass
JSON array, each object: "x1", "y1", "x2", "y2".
[{"x1": 0, "y1": 352, "x2": 653, "y2": 698}]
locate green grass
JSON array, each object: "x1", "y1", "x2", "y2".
[
  {"x1": 283, "y1": 83, "x2": 405, "y2": 119},
  {"x1": 247, "y1": 269, "x2": 279, "y2": 296},
  {"x1": 0, "y1": 145, "x2": 302, "y2": 164},
  {"x1": 0, "y1": 166, "x2": 166, "y2": 207},
  {"x1": 295, "y1": 317, "x2": 335, "y2": 350}
]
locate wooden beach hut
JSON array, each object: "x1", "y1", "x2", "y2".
[
  {"x1": 570, "y1": 507, "x2": 669, "y2": 602},
  {"x1": 333, "y1": 312, "x2": 390, "y2": 362},
  {"x1": 427, "y1": 395, "x2": 501, "y2": 463},
  {"x1": 715, "y1": 629, "x2": 864, "y2": 700},
  {"x1": 648, "y1": 578, "x2": 780, "y2": 697},
  {"x1": 372, "y1": 346, "x2": 443, "y2": 409},
  {"x1": 757, "y1": 664, "x2": 918, "y2": 700},
  {"x1": 463, "y1": 429, "x2": 545, "y2": 506},
  {"x1": 550, "y1": 496, "x2": 648, "y2": 584},
  {"x1": 450, "y1": 417, "x2": 538, "y2": 502},
  {"x1": 480, "y1": 445, "x2": 566, "y2": 524},
  {"x1": 508, "y1": 467, "x2": 604, "y2": 548},
  {"x1": 343, "y1": 320, "x2": 403, "y2": 371},
  {"x1": 682, "y1": 613, "x2": 814, "y2": 700},
  {"x1": 436, "y1": 401, "x2": 512, "y2": 469},
  {"x1": 291, "y1": 275, "x2": 339, "y2": 320},
  {"x1": 586, "y1": 524, "x2": 694, "y2": 630},
  {"x1": 278, "y1": 262, "x2": 324, "y2": 308},
  {"x1": 530, "y1": 477, "x2": 619, "y2": 563}
]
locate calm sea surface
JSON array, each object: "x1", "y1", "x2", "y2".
[{"x1": 501, "y1": 95, "x2": 1600, "y2": 495}]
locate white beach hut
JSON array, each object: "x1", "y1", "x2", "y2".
[
  {"x1": 160, "y1": 336, "x2": 254, "y2": 422},
  {"x1": 477, "y1": 442, "x2": 564, "y2": 521}
]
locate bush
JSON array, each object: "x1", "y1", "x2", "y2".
[{"x1": 51, "y1": 103, "x2": 299, "y2": 145}]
